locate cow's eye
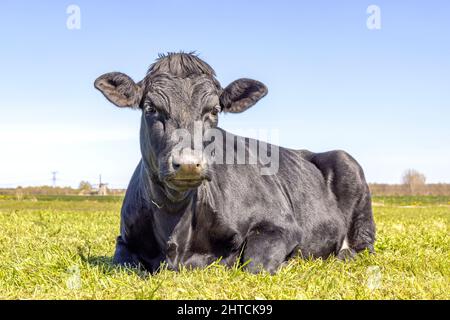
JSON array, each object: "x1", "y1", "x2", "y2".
[
  {"x1": 144, "y1": 103, "x2": 157, "y2": 115},
  {"x1": 210, "y1": 105, "x2": 221, "y2": 116}
]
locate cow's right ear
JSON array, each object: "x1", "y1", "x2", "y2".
[
  {"x1": 220, "y1": 78, "x2": 268, "y2": 113},
  {"x1": 94, "y1": 72, "x2": 143, "y2": 108}
]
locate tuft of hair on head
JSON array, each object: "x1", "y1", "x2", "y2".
[{"x1": 147, "y1": 51, "x2": 216, "y2": 78}]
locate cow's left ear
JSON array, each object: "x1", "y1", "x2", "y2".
[
  {"x1": 220, "y1": 78, "x2": 268, "y2": 113},
  {"x1": 94, "y1": 72, "x2": 143, "y2": 108}
]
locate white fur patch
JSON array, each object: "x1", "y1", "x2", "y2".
[{"x1": 341, "y1": 236, "x2": 350, "y2": 251}]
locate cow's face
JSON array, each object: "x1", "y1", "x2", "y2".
[{"x1": 95, "y1": 56, "x2": 267, "y2": 193}]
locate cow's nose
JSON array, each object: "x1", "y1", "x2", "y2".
[
  {"x1": 171, "y1": 149, "x2": 204, "y2": 178},
  {"x1": 172, "y1": 162, "x2": 203, "y2": 176}
]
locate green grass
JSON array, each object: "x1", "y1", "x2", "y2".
[{"x1": 0, "y1": 196, "x2": 448, "y2": 299}]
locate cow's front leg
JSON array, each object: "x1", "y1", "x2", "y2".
[
  {"x1": 113, "y1": 236, "x2": 141, "y2": 268},
  {"x1": 114, "y1": 236, "x2": 165, "y2": 273},
  {"x1": 242, "y1": 224, "x2": 296, "y2": 274}
]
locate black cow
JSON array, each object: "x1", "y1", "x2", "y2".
[{"x1": 94, "y1": 52, "x2": 375, "y2": 274}]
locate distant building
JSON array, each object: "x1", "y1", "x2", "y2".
[
  {"x1": 78, "y1": 175, "x2": 109, "y2": 196},
  {"x1": 97, "y1": 183, "x2": 108, "y2": 196}
]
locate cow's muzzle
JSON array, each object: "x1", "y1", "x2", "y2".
[{"x1": 164, "y1": 148, "x2": 210, "y2": 191}]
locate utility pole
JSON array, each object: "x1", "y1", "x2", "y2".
[{"x1": 51, "y1": 171, "x2": 58, "y2": 188}]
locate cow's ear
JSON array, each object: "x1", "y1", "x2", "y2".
[
  {"x1": 94, "y1": 72, "x2": 143, "y2": 108},
  {"x1": 220, "y1": 78, "x2": 268, "y2": 113}
]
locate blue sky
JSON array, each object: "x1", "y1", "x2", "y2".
[{"x1": 0, "y1": 0, "x2": 449, "y2": 187}]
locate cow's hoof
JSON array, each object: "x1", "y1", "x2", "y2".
[{"x1": 337, "y1": 248, "x2": 356, "y2": 261}]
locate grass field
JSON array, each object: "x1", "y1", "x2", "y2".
[{"x1": 0, "y1": 195, "x2": 448, "y2": 300}]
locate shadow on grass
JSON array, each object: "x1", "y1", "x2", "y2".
[
  {"x1": 81, "y1": 254, "x2": 152, "y2": 279},
  {"x1": 86, "y1": 255, "x2": 114, "y2": 270},
  {"x1": 82, "y1": 255, "x2": 165, "y2": 298}
]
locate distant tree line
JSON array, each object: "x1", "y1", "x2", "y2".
[
  {"x1": 0, "y1": 183, "x2": 125, "y2": 197},
  {"x1": 369, "y1": 183, "x2": 450, "y2": 196},
  {"x1": 369, "y1": 169, "x2": 450, "y2": 196},
  {"x1": 0, "y1": 170, "x2": 448, "y2": 196}
]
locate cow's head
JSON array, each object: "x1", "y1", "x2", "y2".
[{"x1": 94, "y1": 52, "x2": 267, "y2": 193}]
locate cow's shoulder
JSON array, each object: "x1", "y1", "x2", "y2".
[
  {"x1": 121, "y1": 161, "x2": 146, "y2": 212},
  {"x1": 119, "y1": 161, "x2": 153, "y2": 240}
]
